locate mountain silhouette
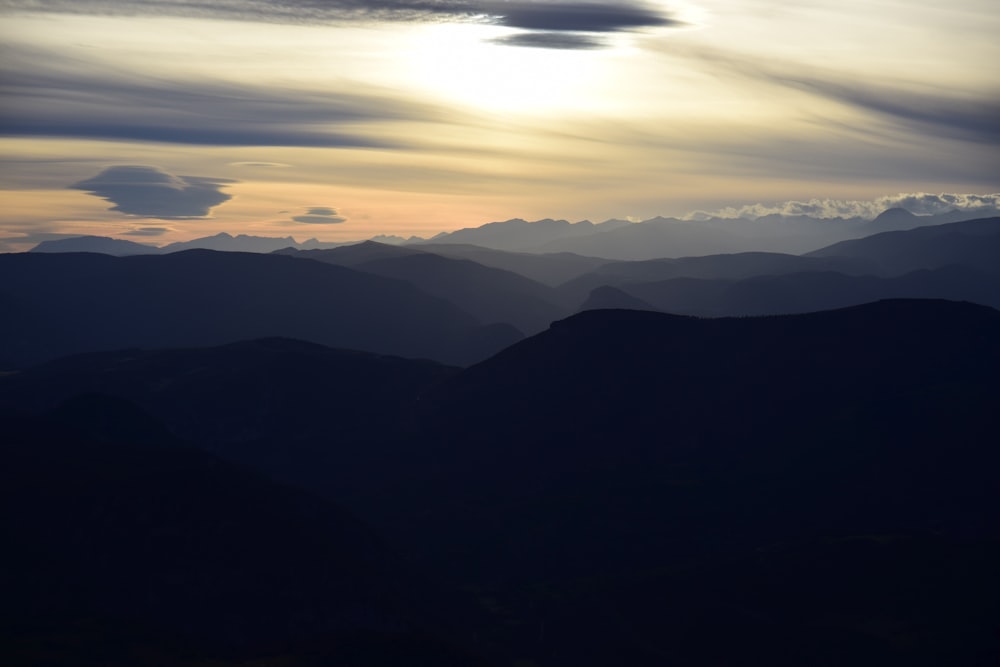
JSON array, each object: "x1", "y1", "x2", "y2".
[
  {"x1": 27, "y1": 232, "x2": 357, "y2": 256},
  {"x1": 612, "y1": 264, "x2": 1000, "y2": 316},
  {"x1": 0, "y1": 338, "x2": 460, "y2": 502},
  {"x1": 161, "y1": 231, "x2": 305, "y2": 253},
  {"x1": 559, "y1": 250, "x2": 876, "y2": 304},
  {"x1": 278, "y1": 243, "x2": 570, "y2": 333},
  {"x1": 807, "y1": 215, "x2": 1000, "y2": 275},
  {"x1": 30, "y1": 235, "x2": 159, "y2": 255},
  {"x1": 407, "y1": 243, "x2": 610, "y2": 286},
  {"x1": 531, "y1": 211, "x2": 984, "y2": 259},
  {"x1": 1, "y1": 401, "x2": 495, "y2": 666},
  {"x1": 579, "y1": 285, "x2": 658, "y2": 311},
  {"x1": 382, "y1": 300, "x2": 1000, "y2": 663},
  {"x1": 418, "y1": 217, "x2": 629, "y2": 252},
  {"x1": 276, "y1": 241, "x2": 608, "y2": 287},
  {"x1": 533, "y1": 213, "x2": 877, "y2": 258},
  {"x1": 0, "y1": 337, "x2": 456, "y2": 446},
  {"x1": 275, "y1": 239, "x2": 428, "y2": 265},
  {"x1": 4, "y1": 298, "x2": 998, "y2": 665},
  {"x1": 559, "y1": 218, "x2": 1000, "y2": 317},
  {"x1": 353, "y1": 253, "x2": 568, "y2": 334},
  {"x1": 0, "y1": 249, "x2": 517, "y2": 368}
]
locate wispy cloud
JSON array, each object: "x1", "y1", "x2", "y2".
[
  {"x1": 671, "y1": 47, "x2": 1000, "y2": 147},
  {"x1": 0, "y1": 45, "x2": 446, "y2": 148},
  {"x1": 70, "y1": 165, "x2": 236, "y2": 218}
]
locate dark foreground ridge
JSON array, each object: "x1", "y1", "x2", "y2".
[{"x1": 2, "y1": 298, "x2": 998, "y2": 665}]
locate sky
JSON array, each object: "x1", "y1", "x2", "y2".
[{"x1": 1, "y1": 0, "x2": 998, "y2": 250}]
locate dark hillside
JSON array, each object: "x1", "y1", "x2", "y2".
[
  {"x1": 4, "y1": 298, "x2": 998, "y2": 665},
  {"x1": 0, "y1": 338, "x2": 460, "y2": 501},
  {"x1": 382, "y1": 300, "x2": 1000, "y2": 664},
  {"x1": 0, "y1": 404, "x2": 495, "y2": 666}
]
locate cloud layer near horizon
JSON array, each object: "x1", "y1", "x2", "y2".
[{"x1": 685, "y1": 193, "x2": 1000, "y2": 221}]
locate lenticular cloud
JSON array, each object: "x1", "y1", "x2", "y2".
[{"x1": 70, "y1": 165, "x2": 236, "y2": 219}]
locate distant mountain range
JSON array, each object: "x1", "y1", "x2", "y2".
[
  {"x1": 413, "y1": 207, "x2": 992, "y2": 258},
  {"x1": 4, "y1": 216, "x2": 998, "y2": 371},
  {"x1": 0, "y1": 249, "x2": 521, "y2": 368},
  {"x1": 278, "y1": 242, "x2": 570, "y2": 334},
  {"x1": 29, "y1": 231, "x2": 354, "y2": 255},
  {"x1": 568, "y1": 216, "x2": 1000, "y2": 315},
  {"x1": 23, "y1": 207, "x2": 994, "y2": 259}
]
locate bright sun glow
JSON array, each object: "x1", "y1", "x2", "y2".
[{"x1": 405, "y1": 23, "x2": 616, "y2": 114}]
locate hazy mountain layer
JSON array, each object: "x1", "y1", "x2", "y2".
[
  {"x1": 565, "y1": 216, "x2": 1000, "y2": 316},
  {"x1": 807, "y1": 215, "x2": 1000, "y2": 274},
  {"x1": 613, "y1": 265, "x2": 998, "y2": 317},
  {"x1": 0, "y1": 249, "x2": 517, "y2": 368},
  {"x1": 559, "y1": 250, "x2": 876, "y2": 303},
  {"x1": 25, "y1": 210, "x2": 990, "y2": 262},
  {"x1": 413, "y1": 243, "x2": 611, "y2": 286},
  {"x1": 417, "y1": 218, "x2": 631, "y2": 252},
  {"x1": 30, "y1": 232, "x2": 352, "y2": 255}
]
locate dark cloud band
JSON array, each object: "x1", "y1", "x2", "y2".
[
  {"x1": 4, "y1": 0, "x2": 680, "y2": 48},
  {"x1": 0, "y1": 48, "x2": 441, "y2": 148},
  {"x1": 481, "y1": 1, "x2": 678, "y2": 32}
]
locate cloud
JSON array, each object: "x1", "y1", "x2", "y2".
[
  {"x1": 122, "y1": 226, "x2": 172, "y2": 236},
  {"x1": 229, "y1": 162, "x2": 292, "y2": 168},
  {"x1": 480, "y1": 1, "x2": 678, "y2": 32},
  {"x1": 70, "y1": 166, "x2": 236, "y2": 219},
  {"x1": 3, "y1": 0, "x2": 681, "y2": 49},
  {"x1": 772, "y1": 78, "x2": 1000, "y2": 147},
  {"x1": 291, "y1": 207, "x2": 348, "y2": 224},
  {"x1": 672, "y1": 47, "x2": 1000, "y2": 147},
  {"x1": 684, "y1": 193, "x2": 1000, "y2": 221},
  {"x1": 490, "y1": 31, "x2": 606, "y2": 50},
  {"x1": 0, "y1": 45, "x2": 445, "y2": 148}
]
